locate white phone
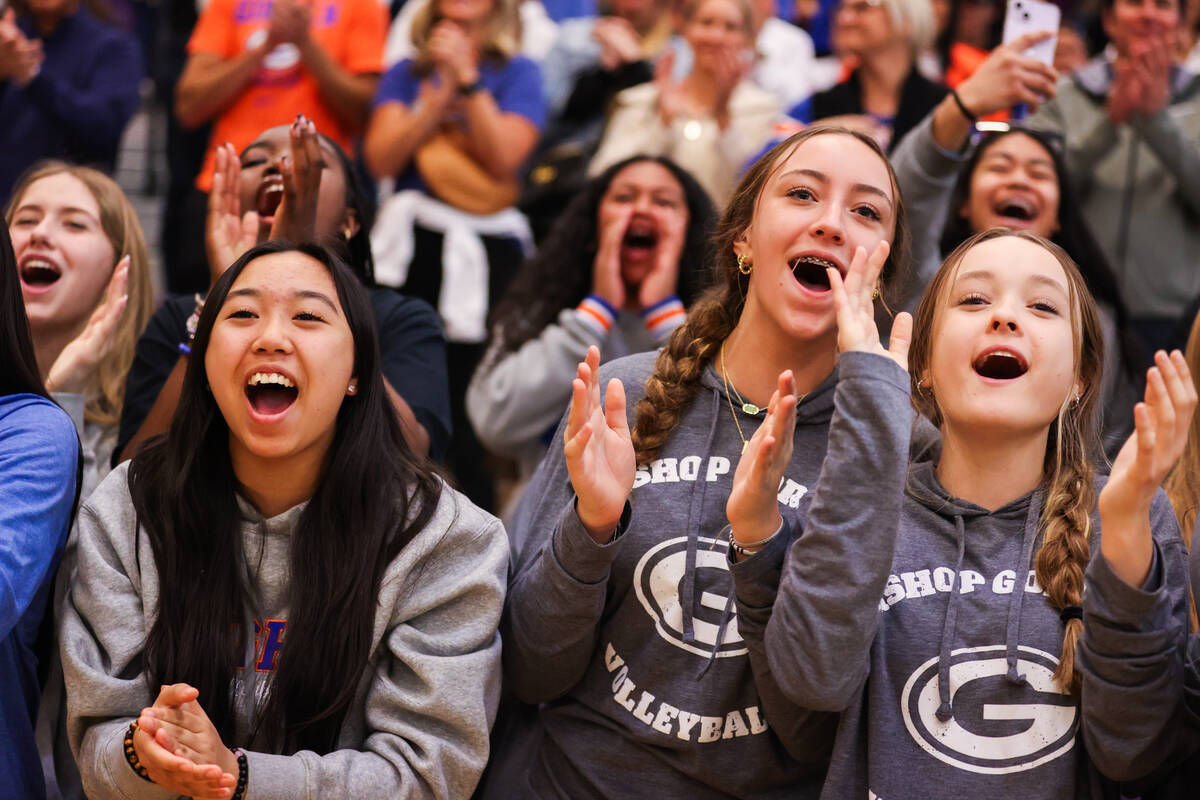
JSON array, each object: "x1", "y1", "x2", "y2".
[{"x1": 1002, "y1": 0, "x2": 1061, "y2": 68}]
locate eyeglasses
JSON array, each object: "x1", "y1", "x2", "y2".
[{"x1": 837, "y1": 0, "x2": 884, "y2": 15}]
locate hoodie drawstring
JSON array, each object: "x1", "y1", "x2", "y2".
[
  {"x1": 681, "y1": 391, "x2": 722, "y2": 648},
  {"x1": 935, "y1": 515, "x2": 967, "y2": 722},
  {"x1": 1004, "y1": 490, "x2": 1044, "y2": 686}
]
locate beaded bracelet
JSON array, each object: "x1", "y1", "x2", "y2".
[
  {"x1": 231, "y1": 748, "x2": 249, "y2": 800},
  {"x1": 123, "y1": 720, "x2": 152, "y2": 782}
]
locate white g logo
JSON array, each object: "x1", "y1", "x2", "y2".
[
  {"x1": 900, "y1": 645, "x2": 1077, "y2": 774},
  {"x1": 632, "y1": 536, "x2": 746, "y2": 658}
]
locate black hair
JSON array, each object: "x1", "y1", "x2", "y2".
[
  {"x1": 485, "y1": 155, "x2": 718, "y2": 361},
  {"x1": 317, "y1": 133, "x2": 377, "y2": 286},
  {"x1": 940, "y1": 127, "x2": 1140, "y2": 375},
  {"x1": 0, "y1": 224, "x2": 49, "y2": 399},
  {"x1": 129, "y1": 240, "x2": 441, "y2": 754}
]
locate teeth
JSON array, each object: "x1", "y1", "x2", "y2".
[
  {"x1": 248, "y1": 372, "x2": 295, "y2": 388},
  {"x1": 792, "y1": 255, "x2": 837, "y2": 271},
  {"x1": 22, "y1": 259, "x2": 59, "y2": 273}
]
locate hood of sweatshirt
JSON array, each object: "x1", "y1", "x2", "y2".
[{"x1": 821, "y1": 455, "x2": 1089, "y2": 798}]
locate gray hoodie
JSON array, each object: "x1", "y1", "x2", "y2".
[
  {"x1": 736, "y1": 358, "x2": 1191, "y2": 798},
  {"x1": 59, "y1": 463, "x2": 509, "y2": 800},
  {"x1": 499, "y1": 350, "x2": 899, "y2": 797}
]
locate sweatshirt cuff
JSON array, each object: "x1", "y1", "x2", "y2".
[
  {"x1": 729, "y1": 521, "x2": 793, "y2": 610},
  {"x1": 244, "y1": 750, "x2": 308, "y2": 800},
  {"x1": 911, "y1": 114, "x2": 969, "y2": 177},
  {"x1": 576, "y1": 295, "x2": 617, "y2": 336},
  {"x1": 1085, "y1": 542, "x2": 1167, "y2": 626},
  {"x1": 550, "y1": 497, "x2": 630, "y2": 584},
  {"x1": 836, "y1": 351, "x2": 911, "y2": 394},
  {"x1": 641, "y1": 295, "x2": 686, "y2": 340}
]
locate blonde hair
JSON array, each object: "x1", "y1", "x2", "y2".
[
  {"x1": 630, "y1": 126, "x2": 911, "y2": 463},
  {"x1": 884, "y1": 0, "x2": 936, "y2": 53},
  {"x1": 1163, "y1": 310, "x2": 1200, "y2": 631},
  {"x1": 908, "y1": 228, "x2": 1106, "y2": 693},
  {"x1": 411, "y1": 0, "x2": 522, "y2": 68},
  {"x1": 682, "y1": 0, "x2": 755, "y2": 36},
  {"x1": 6, "y1": 161, "x2": 155, "y2": 427}
]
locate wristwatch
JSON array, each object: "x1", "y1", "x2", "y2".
[{"x1": 457, "y1": 79, "x2": 484, "y2": 97}]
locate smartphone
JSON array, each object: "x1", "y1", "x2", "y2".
[{"x1": 1002, "y1": 0, "x2": 1061, "y2": 68}]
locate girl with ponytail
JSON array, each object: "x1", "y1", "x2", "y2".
[
  {"x1": 497, "y1": 126, "x2": 909, "y2": 797},
  {"x1": 727, "y1": 227, "x2": 1194, "y2": 798}
]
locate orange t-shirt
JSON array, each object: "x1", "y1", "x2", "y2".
[{"x1": 188, "y1": 0, "x2": 386, "y2": 191}]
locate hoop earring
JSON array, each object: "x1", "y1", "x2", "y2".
[{"x1": 737, "y1": 254, "x2": 752, "y2": 275}]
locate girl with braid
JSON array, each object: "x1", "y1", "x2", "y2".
[
  {"x1": 727, "y1": 228, "x2": 1195, "y2": 798},
  {"x1": 499, "y1": 126, "x2": 910, "y2": 797}
]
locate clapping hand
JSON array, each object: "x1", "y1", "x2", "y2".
[
  {"x1": 206, "y1": 142, "x2": 260, "y2": 284},
  {"x1": 727, "y1": 370, "x2": 798, "y2": 550},
  {"x1": 45, "y1": 258, "x2": 130, "y2": 395},
  {"x1": 269, "y1": 115, "x2": 323, "y2": 244},
  {"x1": 828, "y1": 241, "x2": 912, "y2": 370},
  {"x1": 564, "y1": 346, "x2": 635, "y2": 543},
  {"x1": 133, "y1": 684, "x2": 239, "y2": 799},
  {"x1": 1099, "y1": 350, "x2": 1198, "y2": 586}
]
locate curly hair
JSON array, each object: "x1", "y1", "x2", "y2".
[
  {"x1": 485, "y1": 155, "x2": 718, "y2": 362},
  {"x1": 909, "y1": 228, "x2": 1106, "y2": 693},
  {"x1": 630, "y1": 126, "x2": 912, "y2": 463}
]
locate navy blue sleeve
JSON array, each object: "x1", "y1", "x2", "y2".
[
  {"x1": 116, "y1": 296, "x2": 194, "y2": 461},
  {"x1": 23, "y1": 29, "x2": 143, "y2": 163},
  {"x1": 370, "y1": 289, "x2": 452, "y2": 462},
  {"x1": 0, "y1": 396, "x2": 78, "y2": 639},
  {"x1": 373, "y1": 59, "x2": 422, "y2": 108},
  {"x1": 494, "y1": 56, "x2": 547, "y2": 130}
]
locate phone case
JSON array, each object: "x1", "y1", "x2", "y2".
[{"x1": 1002, "y1": 0, "x2": 1061, "y2": 67}]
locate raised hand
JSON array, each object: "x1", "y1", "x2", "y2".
[
  {"x1": 269, "y1": 115, "x2": 322, "y2": 243},
  {"x1": 637, "y1": 205, "x2": 685, "y2": 309},
  {"x1": 1100, "y1": 350, "x2": 1198, "y2": 586},
  {"x1": 654, "y1": 50, "x2": 684, "y2": 125},
  {"x1": 593, "y1": 205, "x2": 632, "y2": 310},
  {"x1": 726, "y1": 370, "x2": 797, "y2": 550},
  {"x1": 133, "y1": 684, "x2": 238, "y2": 799},
  {"x1": 428, "y1": 20, "x2": 479, "y2": 86},
  {"x1": 827, "y1": 241, "x2": 912, "y2": 370},
  {"x1": 564, "y1": 346, "x2": 635, "y2": 542},
  {"x1": 266, "y1": 0, "x2": 311, "y2": 49},
  {"x1": 593, "y1": 17, "x2": 642, "y2": 71},
  {"x1": 206, "y1": 142, "x2": 260, "y2": 284},
  {"x1": 955, "y1": 31, "x2": 1059, "y2": 117},
  {"x1": 45, "y1": 258, "x2": 130, "y2": 395}
]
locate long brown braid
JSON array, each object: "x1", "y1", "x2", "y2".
[
  {"x1": 630, "y1": 126, "x2": 912, "y2": 464},
  {"x1": 909, "y1": 229, "x2": 1106, "y2": 692}
]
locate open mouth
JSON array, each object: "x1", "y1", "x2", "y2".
[
  {"x1": 972, "y1": 350, "x2": 1028, "y2": 380},
  {"x1": 993, "y1": 197, "x2": 1036, "y2": 224},
  {"x1": 245, "y1": 372, "x2": 298, "y2": 416},
  {"x1": 622, "y1": 225, "x2": 658, "y2": 255},
  {"x1": 255, "y1": 179, "x2": 284, "y2": 220},
  {"x1": 789, "y1": 255, "x2": 840, "y2": 292},
  {"x1": 19, "y1": 258, "x2": 62, "y2": 289}
]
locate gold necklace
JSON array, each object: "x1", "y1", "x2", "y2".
[{"x1": 719, "y1": 341, "x2": 807, "y2": 454}]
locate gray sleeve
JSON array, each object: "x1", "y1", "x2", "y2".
[
  {"x1": 729, "y1": 527, "x2": 839, "y2": 764},
  {"x1": 501, "y1": 495, "x2": 629, "y2": 704},
  {"x1": 888, "y1": 112, "x2": 968, "y2": 303},
  {"x1": 762, "y1": 351, "x2": 914, "y2": 711},
  {"x1": 1078, "y1": 492, "x2": 1191, "y2": 782},
  {"x1": 466, "y1": 309, "x2": 602, "y2": 459},
  {"x1": 1026, "y1": 85, "x2": 1119, "y2": 198},
  {"x1": 244, "y1": 514, "x2": 509, "y2": 800},
  {"x1": 61, "y1": 489, "x2": 178, "y2": 800},
  {"x1": 1132, "y1": 107, "x2": 1200, "y2": 216}
]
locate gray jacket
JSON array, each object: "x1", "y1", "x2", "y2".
[
  {"x1": 60, "y1": 463, "x2": 508, "y2": 800},
  {"x1": 1027, "y1": 56, "x2": 1200, "y2": 320}
]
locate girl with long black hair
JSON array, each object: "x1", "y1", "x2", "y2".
[
  {"x1": 0, "y1": 221, "x2": 80, "y2": 799},
  {"x1": 61, "y1": 241, "x2": 507, "y2": 799}
]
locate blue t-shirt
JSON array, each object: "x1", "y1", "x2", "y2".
[
  {"x1": 373, "y1": 55, "x2": 547, "y2": 193},
  {"x1": 0, "y1": 393, "x2": 78, "y2": 800}
]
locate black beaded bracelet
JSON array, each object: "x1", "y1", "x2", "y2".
[
  {"x1": 123, "y1": 720, "x2": 152, "y2": 782},
  {"x1": 951, "y1": 88, "x2": 978, "y2": 123},
  {"x1": 231, "y1": 748, "x2": 249, "y2": 800}
]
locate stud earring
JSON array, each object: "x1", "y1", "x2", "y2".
[
  {"x1": 871, "y1": 287, "x2": 881, "y2": 300},
  {"x1": 348, "y1": 384, "x2": 357, "y2": 395},
  {"x1": 736, "y1": 253, "x2": 752, "y2": 275}
]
